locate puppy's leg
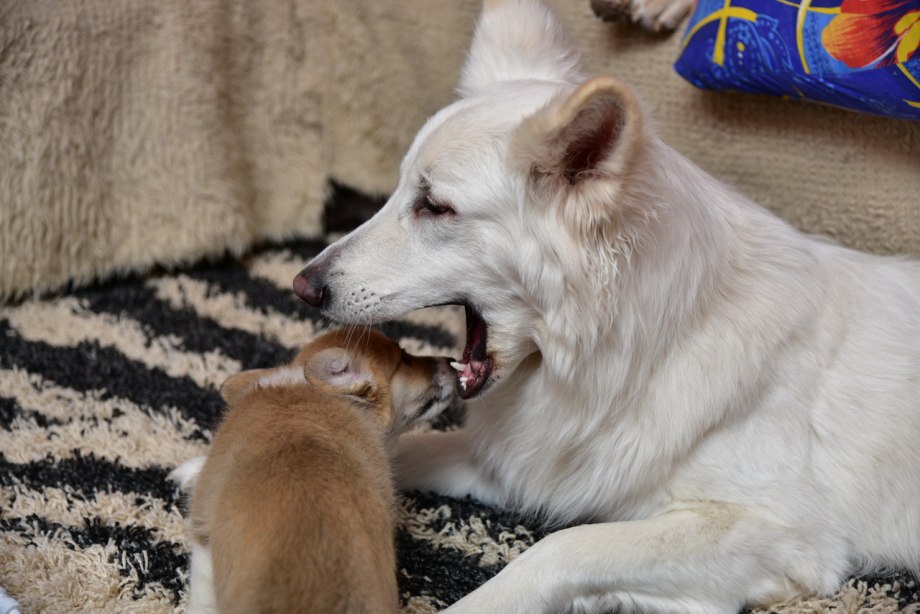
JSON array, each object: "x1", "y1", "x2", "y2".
[
  {"x1": 395, "y1": 429, "x2": 503, "y2": 505},
  {"x1": 444, "y1": 502, "x2": 840, "y2": 614},
  {"x1": 169, "y1": 458, "x2": 215, "y2": 613},
  {"x1": 185, "y1": 542, "x2": 218, "y2": 614}
]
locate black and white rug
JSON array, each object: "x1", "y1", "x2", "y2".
[{"x1": 0, "y1": 193, "x2": 917, "y2": 612}]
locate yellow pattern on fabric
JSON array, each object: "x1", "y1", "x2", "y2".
[
  {"x1": 681, "y1": 3, "x2": 758, "y2": 64},
  {"x1": 895, "y1": 12, "x2": 920, "y2": 64},
  {"x1": 796, "y1": 0, "x2": 815, "y2": 73},
  {"x1": 896, "y1": 62, "x2": 920, "y2": 108},
  {"x1": 898, "y1": 62, "x2": 920, "y2": 90}
]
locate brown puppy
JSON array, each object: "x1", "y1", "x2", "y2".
[{"x1": 170, "y1": 328, "x2": 456, "y2": 614}]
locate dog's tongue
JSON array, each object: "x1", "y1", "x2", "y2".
[{"x1": 451, "y1": 304, "x2": 493, "y2": 399}]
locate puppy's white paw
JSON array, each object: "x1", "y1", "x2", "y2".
[
  {"x1": 592, "y1": 0, "x2": 694, "y2": 32},
  {"x1": 0, "y1": 586, "x2": 22, "y2": 614},
  {"x1": 168, "y1": 455, "x2": 207, "y2": 493}
]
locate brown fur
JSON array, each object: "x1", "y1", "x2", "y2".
[{"x1": 188, "y1": 328, "x2": 453, "y2": 614}]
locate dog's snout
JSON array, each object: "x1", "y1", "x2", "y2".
[{"x1": 293, "y1": 268, "x2": 328, "y2": 308}]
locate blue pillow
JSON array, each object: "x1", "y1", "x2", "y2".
[{"x1": 674, "y1": 0, "x2": 920, "y2": 121}]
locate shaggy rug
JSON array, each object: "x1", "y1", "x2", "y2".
[{"x1": 1, "y1": 192, "x2": 918, "y2": 613}]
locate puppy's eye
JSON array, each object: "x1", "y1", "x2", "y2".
[{"x1": 414, "y1": 193, "x2": 455, "y2": 218}]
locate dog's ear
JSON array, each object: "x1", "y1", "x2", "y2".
[
  {"x1": 457, "y1": 0, "x2": 583, "y2": 97},
  {"x1": 220, "y1": 369, "x2": 270, "y2": 407},
  {"x1": 511, "y1": 76, "x2": 645, "y2": 222},
  {"x1": 303, "y1": 347, "x2": 378, "y2": 402}
]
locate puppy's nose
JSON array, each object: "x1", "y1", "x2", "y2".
[{"x1": 293, "y1": 270, "x2": 327, "y2": 307}]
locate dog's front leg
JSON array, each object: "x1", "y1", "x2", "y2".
[
  {"x1": 443, "y1": 501, "x2": 820, "y2": 614},
  {"x1": 395, "y1": 429, "x2": 504, "y2": 505}
]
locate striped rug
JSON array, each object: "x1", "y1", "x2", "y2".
[{"x1": 1, "y1": 231, "x2": 917, "y2": 612}]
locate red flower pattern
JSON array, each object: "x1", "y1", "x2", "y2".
[{"x1": 822, "y1": 0, "x2": 920, "y2": 68}]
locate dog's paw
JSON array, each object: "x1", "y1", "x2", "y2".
[
  {"x1": 591, "y1": 0, "x2": 694, "y2": 32},
  {"x1": 168, "y1": 455, "x2": 207, "y2": 493}
]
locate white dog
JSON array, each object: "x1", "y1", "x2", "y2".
[{"x1": 294, "y1": 1, "x2": 920, "y2": 611}]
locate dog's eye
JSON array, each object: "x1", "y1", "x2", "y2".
[{"x1": 414, "y1": 193, "x2": 455, "y2": 218}]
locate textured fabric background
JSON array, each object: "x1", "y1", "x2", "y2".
[
  {"x1": 0, "y1": 0, "x2": 329, "y2": 300},
  {"x1": 0, "y1": 216, "x2": 918, "y2": 613},
  {"x1": 1, "y1": 0, "x2": 919, "y2": 300},
  {"x1": 2, "y1": 1, "x2": 919, "y2": 609}
]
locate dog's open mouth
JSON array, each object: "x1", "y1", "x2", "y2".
[{"x1": 450, "y1": 303, "x2": 494, "y2": 399}]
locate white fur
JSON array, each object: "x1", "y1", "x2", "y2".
[
  {"x1": 168, "y1": 455, "x2": 206, "y2": 493},
  {"x1": 301, "y1": 1, "x2": 920, "y2": 611},
  {"x1": 168, "y1": 457, "x2": 216, "y2": 614},
  {"x1": 185, "y1": 542, "x2": 218, "y2": 614},
  {"x1": 256, "y1": 365, "x2": 307, "y2": 388}
]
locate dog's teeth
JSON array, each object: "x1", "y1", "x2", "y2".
[
  {"x1": 459, "y1": 376, "x2": 468, "y2": 390},
  {"x1": 450, "y1": 361, "x2": 466, "y2": 372}
]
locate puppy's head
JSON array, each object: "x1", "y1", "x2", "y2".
[
  {"x1": 295, "y1": 0, "x2": 653, "y2": 396},
  {"x1": 221, "y1": 328, "x2": 456, "y2": 435}
]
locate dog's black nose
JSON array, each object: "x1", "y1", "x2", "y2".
[{"x1": 293, "y1": 270, "x2": 327, "y2": 307}]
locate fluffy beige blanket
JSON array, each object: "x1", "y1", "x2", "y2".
[{"x1": 1, "y1": 0, "x2": 918, "y2": 300}]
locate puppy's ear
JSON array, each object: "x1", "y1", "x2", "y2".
[
  {"x1": 220, "y1": 369, "x2": 270, "y2": 407},
  {"x1": 458, "y1": 0, "x2": 583, "y2": 97},
  {"x1": 512, "y1": 76, "x2": 645, "y2": 225},
  {"x1": 303, "y1": 347, "x2": 378, "y2": 402}
]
